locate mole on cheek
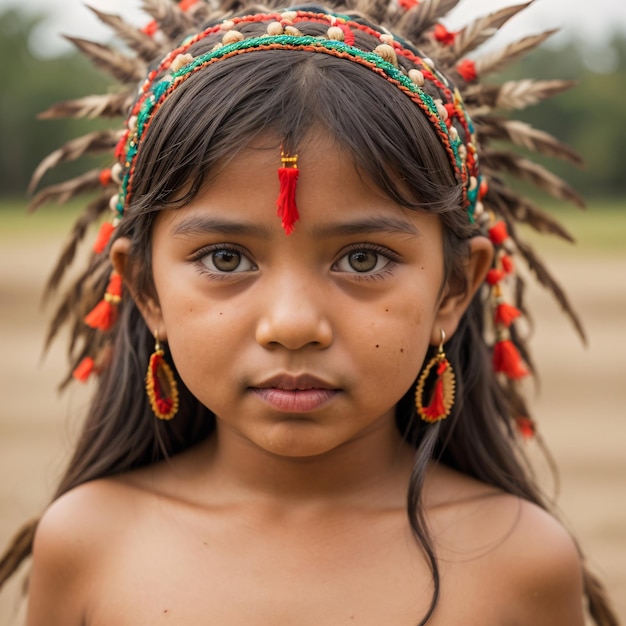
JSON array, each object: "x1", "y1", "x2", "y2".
[{"x1": 375, "y1": 344, "x2": 380, "y2": 348}]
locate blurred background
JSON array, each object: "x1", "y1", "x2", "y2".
[{"x1": 0, "y1": 0, "x2": 625, "y2": 623}]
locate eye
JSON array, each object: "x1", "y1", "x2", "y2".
[
  {"x1": 333, "y1": 245, "x2": 395, "y2": 274},
  {"x1": 197, "y1": 245, "x2": 256, "y2": 273}
]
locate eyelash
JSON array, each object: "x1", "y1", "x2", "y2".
[
  {"x1": 332, "y1": 243, "x2": 400, "y2": 281},
  {"x1": 189, "y1": 243, "x2": 256, "y2": 280},
  {"x1": 188, "y1": 242, "x2": 400, "y2": 281}
]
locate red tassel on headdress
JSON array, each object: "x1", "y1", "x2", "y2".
[
  {"x1": 493, "y1": 339, "x2": 529, "y2": 379},
  {"x1": 488, "y1": 221, "x2": 509, "y2": 246},
  {"x1": 73, "y1": 357, "x2": 95, "y2": 382},
  {"x1": 515, "y1": 416, "x2": 536, "y2": 440},
  {"x1": 433, "y1": 24, "x2": 456, "y2": 45},
  {"x1": 486, "y1": 268, "x2": 505, "y2": 286},
  {"x1": 495, "y1": 302, "x2": 521, "y2": 327},
  {"x1": 84, "y1": 272, "x2": 123, "y2": 331},
  {"x1": 99, "y1": 168, "x2": 112, "y2": 187},
  {"x1": 456, "y1": 59, "x2": 477, "y2": 82},
  {"x1": 501, "y1": 254, "x2": 514, "y2": 274},
  {"x1": 93, "y1": 221, "x2": 115, "y2": 255},
  {"x1": 142, "y1": 20, "x2": 158, "y2": 36},
  {"x1": 398, "y1": 0, "x2": 419, "y2": 9},
  {"x1": 276, "y1": 150, "x2": 300, "y2": 235}
]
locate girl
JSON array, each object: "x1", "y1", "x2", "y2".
[{"x1": 0, "y1": 0, "x2": 619, "y2": 624}]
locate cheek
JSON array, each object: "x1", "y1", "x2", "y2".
[{"x1": 355, "y1": 301, "x2": 433, "y2": 383}]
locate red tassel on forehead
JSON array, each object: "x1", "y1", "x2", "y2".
[{"x1": 276, "y1": 150, "x2": 300, "y2": 236}]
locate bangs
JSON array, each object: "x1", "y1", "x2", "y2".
[{"x1": 129, "y1": 48, "x2": 462, "y2": 219}]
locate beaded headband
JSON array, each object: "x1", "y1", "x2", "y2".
[
  {"x1": 109, "y1": 10, "x2": 482, "y2": 235},
  {"x1": 32, "y1": 0, "x2": 586, "y2": 439}
]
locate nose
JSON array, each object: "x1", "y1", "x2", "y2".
[{"x1": 254, "y1": 274, "x2": 333, "y2": 351}]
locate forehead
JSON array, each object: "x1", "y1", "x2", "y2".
[{"x1": 156, "y1": 132, "x2": 434, "y2": 240}]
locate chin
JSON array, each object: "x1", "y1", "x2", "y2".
[{"x1": 257, "y1": 421, "x2": 347, "y2": 459}]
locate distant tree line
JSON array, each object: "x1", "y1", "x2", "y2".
[{"x1": 1, "y1": 8, "x2": 625, "y2": 203}]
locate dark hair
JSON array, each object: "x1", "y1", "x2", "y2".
[{"x1": 0, "y1": 14, "x2": 618, "y2": 626}]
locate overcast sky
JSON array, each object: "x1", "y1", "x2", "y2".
[{"x1": 2, "y1": 0, "x2": 625, "y2": 61}]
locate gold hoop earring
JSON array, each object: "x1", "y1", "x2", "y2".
[
  {"x1": 145, "y1": 331, "x2": 179, "y2": 420},
  {"x1": 415, "y1": 329, "x2": 456, "y2": 423}
]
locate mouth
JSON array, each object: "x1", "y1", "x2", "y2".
[
  {"x1": 252, "y1": 373, "x2": 337, "y2": 391},
  {"x1": 250, "y1": 374, "x2": 340, "y2": 412}
]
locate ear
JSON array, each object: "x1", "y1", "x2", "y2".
[
  {"x1": 110, "y1": 237, "x2": 167, "y2": 341},
  {"x1": 431, "y1": 235, "x2": 493, "y2": 345}
]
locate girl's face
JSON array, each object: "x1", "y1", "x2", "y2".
[{"x1": 141, "y1": 134, "x2": 468, "y2": 458}]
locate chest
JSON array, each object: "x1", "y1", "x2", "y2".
[{"x1": 85, "y1": 509, "x2": 510, "y2": 626}]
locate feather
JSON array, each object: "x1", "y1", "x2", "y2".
[
  {"x1": 29, "y1": 170, "x2": 104, "y2": 212},
  {"x1": 38, "y1": 92, "x2": 134, "y2": 120},
  {"x1": 29, "y1": 130, "x2": 124, "y2": 195},
  {"x1": 516, "y1": 238, "x2": 586, "y2": 342},
  {"x1": 398, "y1": 0, "x2": 461, "y2": 41},
  {"x1": 451, "y1": 2, "x2": 532, "y2": 60},
  {"x1": 497, "y1": 78, "x2": 575, "y2": 110},
  {"x1": 464, "y1": 79, "x2": 575, "y2": 112},
  {"x1": 141, "y1": 0, "x2": 195, "y2": 42},
  {"x1": 474, "y1": 30, "x2": 557, "y2": 77},
  {"x1": 42, "y1": 196, "x2": 110, "y2": 303},
  {"x1": 187, "y1": 2, "x2": 211, "y2": 23},
  {"x1": 487, "y1": 178, "x2": 576, "y2": 242},
  {"x1": 481, "y1": 150, "x2": 585, "y2": 207},
  {"x1": 489, "y1": 193, "x2": 586, "y2": 342},
  {"x1": 64, "y1": 36, "x2": 146, "y2": 83},
  {"x1": 477, "y1": 117, "x2": 584, "y2": 167},
  {"x1": 44, "y1": 256, "x2": 109, "y2": 352},
  {"x1": 86, "y1": 5, "x2": 164, "y2": 62}
]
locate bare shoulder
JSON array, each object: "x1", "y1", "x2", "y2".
[
  {"x1": 28, "y1": 477, "x2": 143, "y2": 626},
  {"x1": 426, "y1": 464, "x2": 585, "y2": 625},
  {"x1": 496, "y1": 497, "x2": 585, "y2": 625}
]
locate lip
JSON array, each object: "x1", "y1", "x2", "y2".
[{"x1": 250, "y1": 373, "x2": 340, "y2": 412}]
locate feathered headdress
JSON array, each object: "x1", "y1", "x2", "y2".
[{"x1": 30, "y1": 0, "x2": 585, "y2": 438}]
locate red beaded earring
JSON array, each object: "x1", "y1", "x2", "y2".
[
  {"x1": 415, "y1": 330, "x2": 456, "y2": 423},
  {"x1": 145, "y1": 331, "x2": 179, "y2": 420}
]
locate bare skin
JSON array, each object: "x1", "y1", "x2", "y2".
[{"x1": 26, "y1": 134, "x2": 585, "y2": 625}]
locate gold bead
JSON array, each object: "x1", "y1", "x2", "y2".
[
  {"x1": 284, "y1": 25, "x2": 302, "y2": 36},
  {"x1": 170, "y1": 53, "x2": 194, "y2": 73},
  {"x1": 222, "y1": 30, "x2": 244, "y2": 45},
  {"x1": 408, "y1": 69, "x2": 424, "y2": 86},
  {"x1": 266, "y1": 21, "x2": 284, "y2": 36},
  {"x1": 327, "y1": 26, "x2": 344, "y2": 41},
  {"x1": 373, "y1": 44, "x2": 398, "y2": 67},
  {"x1": 111, "y1": 162, "x2": 123, "y2": 185},
  {"x1": 435, "y1": 99, "x2": 449, "y2": 121}
]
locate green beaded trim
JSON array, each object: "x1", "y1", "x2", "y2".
[{"x1": 117, "y1": 34, "x2": 474, "y2": 218}]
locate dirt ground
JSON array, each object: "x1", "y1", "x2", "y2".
[{"x1": 0, "y1": 229, "x2": 625, "y2": 624}]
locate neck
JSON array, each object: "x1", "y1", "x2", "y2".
[{"x1": 196, "y1": 416, "x2": 417, "y2": 510}]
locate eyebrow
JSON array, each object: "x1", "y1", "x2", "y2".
[
  {"x1": 170, "y1": 215, "x2": 271, "y2": 239},
  {"x1": 170, "y1": 214, "x2": 421, "y2": 240},
  {"x1": 311, "y1": 216, "x2": 422, "y2": 239}
]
